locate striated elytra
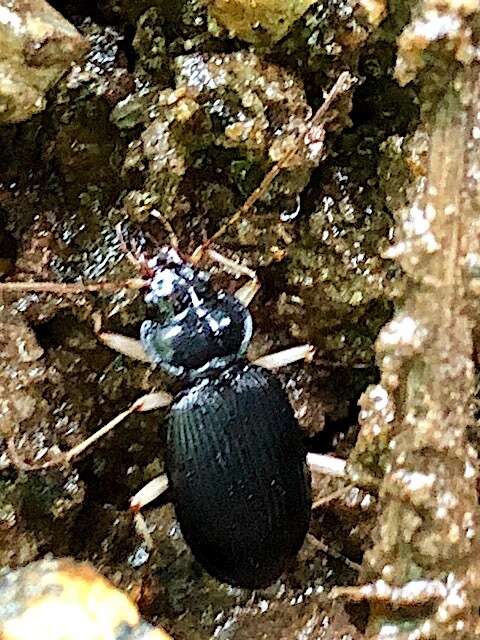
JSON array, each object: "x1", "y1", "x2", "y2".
[
  {"x1": 167, "y1": 363, "x2": 311, "y2": 588},
  {"x1": 140, "y1": 248, "x2": 312, "y2": 587}
]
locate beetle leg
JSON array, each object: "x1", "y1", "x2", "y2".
[
  {"x1": 234, "y1": 278, "x2": 261, "y2": 306},
  {"x1": 9, "y1": 392, "x2": 173, "y2": 471},
  {"x1": 93, "y1": 312, "x2": 152, "y2": 362},
  {"x1": 64, "y1": 392, "x2": 172, "y2": 462},
  {"x1": 98, "y1": 331, "x2": 152, "y2": 362},
  {"x1": 252, "y1": 344, "x2": 315, "y2": 369},
  {"x1": 202, "y1": 248, "x2": 257, "y2": 280},
  {"x1": 130, "y1": 474, "x2": 170, "y2": 549},
  {"x1": 306, "y1": 533, "x2": 361, "y2": 572},
  {"x1": 130, "y1": 474, "x2": 169, "y2": 512},
  {"x1": 312, "y1": 484, "x2": 354, "y2": 508},
  {"x1": 307, "y1": 452, "x2": 347, "y2": 478}
]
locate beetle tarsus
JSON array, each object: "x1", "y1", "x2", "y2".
[
  {"x1": 234, "y1": 278, "x2": 260, "y2": 307},
  {"x1": 253, "y1": 344, "x2": 315, "y2": 370},
  {"x1": 98, "y1": 332, "x2": 152, "y2": 362},
  {"x1": 130, "y1": 474, "x2": 169, "y2": 512},
  {"x1": 307, "y1": 453, "x2": 347, "y2": 478}
]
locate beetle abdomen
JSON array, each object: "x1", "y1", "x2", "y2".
[{"x1": 166, "y1": 363, "x2": 311, "y2": 588}]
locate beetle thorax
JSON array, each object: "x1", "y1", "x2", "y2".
[{"x1": 140, "y1": 251, "x2": 252, "y2": 378}]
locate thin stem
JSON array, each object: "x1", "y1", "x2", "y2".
[{"x1": 204, "y1": 72, "x2": 354, "y2": 247}]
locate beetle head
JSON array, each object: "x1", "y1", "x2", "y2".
[{"x1": 143, "y1": 246, "x2": 210, "y2": 318}]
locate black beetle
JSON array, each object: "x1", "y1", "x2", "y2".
[
  {"x1": 3, "y1": 245, "x2": 313, "y2": 589},
  {"x1": 137, "y1": 247, "x2": 312, "y2": 588}
]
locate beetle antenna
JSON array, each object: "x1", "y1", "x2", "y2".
[
  {"x1": 200, "y1": 71, "x2": 354, "y2": 250},
  {"x1": 115, "y1": 222, "x2": 155, "y2": 279},
  {"x1": 149, "y1": 209, "x2": 180, "y2": 251},
  {"x1": 0, "y1": 278, "x2": 146, "y2": 294},
  {"x1": 0, "y1": 225, "x2": 151, "y2": 296},
  {"x1": 116, "y1": 222, "x2": 141, "y2": 268}
]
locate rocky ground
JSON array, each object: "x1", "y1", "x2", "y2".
[{"x1": 1, "y1": 1, "x2": 480, "y2": 639}]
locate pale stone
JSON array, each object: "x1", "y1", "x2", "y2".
[{"x1": 0, "y1": 0, "x2": 87, "y2": 123}]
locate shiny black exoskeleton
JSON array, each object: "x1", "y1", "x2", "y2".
[{"x1": 141, "y1": 248, "x2": 311, "y2": 588}]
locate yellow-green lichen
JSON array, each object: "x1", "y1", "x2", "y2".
[{"x1": 207, "y1": 0, "x2": 317, "y2": 45}]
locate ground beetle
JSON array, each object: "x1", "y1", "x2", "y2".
[
  {"x1": 136, "y1": 247, "x2": 312, "y2": 588},
  {"x1": 4, "y1": 244, "x2": 315, "y2": 588},
  {"x1": 4, "y1": 247, "x2": 316, "y2": 589},
  {"x1": 1, "y1": 73, "x2": 354, "y2": 588}
]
